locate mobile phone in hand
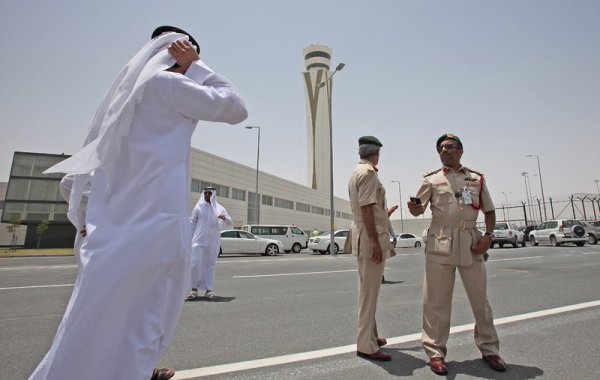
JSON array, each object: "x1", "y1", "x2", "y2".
[{"x1": 410, "y1": 196, "x2": 421, "y2": 205}]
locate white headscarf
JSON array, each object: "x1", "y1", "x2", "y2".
[
  {"x1": 44, "y1": 32, "x2": 188, "y2": 176},
  {"x1": 43, "y1": 32, "x2": 189, "y2": 228}
]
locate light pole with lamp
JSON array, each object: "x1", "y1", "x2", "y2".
[
  {"x1": 318, "y1": 62, "x2": 345, "y2": 255},
  {"x1": 525, "y1": 154, "x2": 547, "y2": 221},
  {"x1": 391, "y1": 180, "x2": 404, "y2": 233},
  {"x1": 246, "y1": 126, "x2": 261, "y2": 224},
  {"x1": 502, "y1": 191, "x2": 512, "y2": 221}
]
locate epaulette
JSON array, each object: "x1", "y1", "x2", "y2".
[
  {"x1": 423, "y1": 168, "x2": 442, "y2": 178},
  {"x1": 464, "y1": 167, "x2": 484, "y2": 177}
]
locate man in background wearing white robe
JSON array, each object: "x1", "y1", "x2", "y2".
[
  {"x1": 30, "y1": 26, "x2": 247, "y2": 380},
  {"x1": 188, "y1": 187, "x2": 232, "y2": 299}
]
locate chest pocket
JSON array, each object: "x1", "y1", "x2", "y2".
[{"x1": 434, "y1": 189, "x2": 455, "y2": 204}]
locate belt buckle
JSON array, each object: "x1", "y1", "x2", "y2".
[{"x1": 460, "y1": 220, "x2": 466, "y2": 230}]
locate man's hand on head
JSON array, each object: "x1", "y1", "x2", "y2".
[{"x1": 168, "y1": 40, "x2": 200, "y2": 72}]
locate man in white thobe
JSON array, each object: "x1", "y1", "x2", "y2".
[
  {"x1": 30, "y1": 26, "x2": 247, "y2": 380},
  {"x1": 188, "y1": 187, "x2": 231, "y2": 299}
]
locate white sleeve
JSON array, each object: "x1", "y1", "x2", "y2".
[{"x1": 167, "y1": 60, "x2": 248, "y2": 124}]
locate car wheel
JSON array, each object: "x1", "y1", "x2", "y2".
[
  {"x1": 219, "y1": 247, "x2": 222, "y2": 257},
  {"x1": 530, "y1": 236, "x2": 538, "y2": 246},
  {"x1": 292, "y1": 243, "x2": 302, "y2": 253},
  {"x1": 414, "y1": 241, "x2": 422, "y2": 247},
  {"x1": 265, "y1": 244, "x2": 279, "y2": 256},
  {"x1": 499, "y1": 243, "x2": 504, "y2": 248},
  {"x1": 521, "y1": 237, "x2": 527, "y2": 247},
  {"x1": 550, "y1": 235, "x2": 558, "y2": 247},
  {"x1": 328, "y1": 243, "x2": 339, "y2": 255},
  {"x1": 575, "y1": 241, "x2": 585, "y2": 247},
  {"x1": 588, "y1": 234, "x2": 598, "y2": 245},
  {"x1": 512, "y1": 238, "x2": 518, "y2": 248}
]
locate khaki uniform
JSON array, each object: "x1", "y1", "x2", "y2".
[
  {"x1": 346, "y1": 159, "x2": 395, "y2": 354},
  {"x1": 416, "y1": 165, "x2": 500, "y2": 358}
]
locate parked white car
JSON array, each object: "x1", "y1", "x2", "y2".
[
  {"x1": 219, "y1": 230, "x2": 283, "y2": 256},
  {"x1": 492, "y1": 222, "x2": 526, "y2": 248},
  {"x1": 308, "y1": 229, "x2": 349, "y2": 254},
  {"x1": 242, "y1": 225, "x2": 308, "y2": 253},
  {"x1": 529, "y1": 219, "x2": 587, "y2": 247},
  {"x1": 395, "y1": 233, "x2": 424, "y2": 248}
]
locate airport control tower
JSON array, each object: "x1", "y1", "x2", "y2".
[{"x1": 303, "y1": 44, "x2": 334, "y2": 193}]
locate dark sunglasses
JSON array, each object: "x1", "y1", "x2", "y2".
[{"x1": 437, "y1": 144, "x2": 461, "y2": 153}]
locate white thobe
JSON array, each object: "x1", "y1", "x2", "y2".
[
  {"x1": 30, "y1": 60, "x2": 247, "y2": 380},
  {"x1": 189, "y1": 192, "x2": 231, "y2": 290}
]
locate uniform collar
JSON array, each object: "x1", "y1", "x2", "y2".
[
  {"x1": 442, "y1": 165, "x2": 465, "y2": 174},
  {"x1": 359, "y1": 159, "x2": 378, "y2": 172}
]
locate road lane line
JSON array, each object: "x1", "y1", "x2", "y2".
[
  {"x1": 0, "y1": 284, "x2": 74, "y2": 291},
  {"x1": 488, "y1": 256, "x2": 543, "y2": 262},
  {"x1": 0, "y1": 265, "x2": 77, "y2": 271},
  {"x1": 172, "y1": 299, "x2": 600, "y2": 379},
  {"x1": 233, "y1": 269, "x2": 358, "y2": 278},
  {"x1": 583, "y1": 251, "x2": 600, "y2": 255}
]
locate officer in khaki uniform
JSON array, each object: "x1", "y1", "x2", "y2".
[
  {"x1": 408, "y1": 134, "x2": 507, "y2": 375},
  {"x1": 346, "y1": 136, "x2": 395, "y2": 362}
]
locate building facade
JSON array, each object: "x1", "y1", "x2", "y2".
[{"x1": 2, "y1": 150, "x2": 353, "y2": 248}]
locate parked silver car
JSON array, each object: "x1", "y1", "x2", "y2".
[
  {"x1": 580, "y1": 220, "x2": 600, "y2": 245},
  {"x1": 219, "y1": 230, "x2": 283, "y2": 256},
  {"x1": 492, "y1": 222, "x2": 526, "y2": 248},
  {"x1": 529, "y1": 219, "x2": 587, "y2": 247}
]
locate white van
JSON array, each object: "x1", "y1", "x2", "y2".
[{"x1": 242, "y1": 225, "x2": 308, "y2": 253}]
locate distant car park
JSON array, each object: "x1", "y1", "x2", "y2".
[{"x1": 220, "y1": 230, "x2": 283, "y2": 256}]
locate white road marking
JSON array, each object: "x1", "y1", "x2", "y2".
[
  {"x1": 0, "y1": 265, "x2": 77, "y2": 271},
  {"x1": 173, "y1": 299, "x2": 600, "y2": 379},
  {"x1": 0, "y1": 284, "x2": 74, "y2": 291},
  {"x1": 583, "y1": 251, "x2": 600, "y2": 255},
  {"x1": 233, "y1": 269, "x2": 359, "y2": 278},
  {"x1": 488, "y1": 256, "x2": 544, "y2": 262}
]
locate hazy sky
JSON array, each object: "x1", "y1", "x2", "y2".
[{"x1": 1, "y1": 1, "x2": 599, "y2": 211}]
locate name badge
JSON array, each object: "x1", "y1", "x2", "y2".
[{"x1": 462, "y1": 188, "x2": 473, "y2": 205}]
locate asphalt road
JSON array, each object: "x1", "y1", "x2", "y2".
[{"x1": 1, "y1": 244, "x2": 599, "y2": 380}]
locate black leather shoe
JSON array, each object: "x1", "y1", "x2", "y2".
[
  {"x1": 483, "y1": 355, "x2": 506, "y2": 372},
  {"x1": 357, "y1": 350, "x2": 392, "y2": 361},
  {"x1": 429, "y1": 357, "x2": 448, "y2": 375}
]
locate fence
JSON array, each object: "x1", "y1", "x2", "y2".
[{"x1": 497, "y1": 193, "x2": 600, "y2": 226}]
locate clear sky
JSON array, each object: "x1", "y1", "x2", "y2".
[{"x1": 1, "y1": 1, "x2": 599, "y2": 212}]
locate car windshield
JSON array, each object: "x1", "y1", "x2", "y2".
[{"x1": 494, "y1": 223, "x2": 508, "y2": 230}]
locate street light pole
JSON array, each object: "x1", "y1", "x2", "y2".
[
  {"x1": 391, "y1": 180, "x2": 404, "y2": 233},
  {"x1": 526, "y1": 154, "x2": 547, "y2": 220},
  {"x1": 594, "y1": 179, "x2": 600, "y2": 195},
  {"x1": 502, "y1": 191, "x2": 512, "y2": 221},
  {"x1": 318, "y1": 63, "x2": 345, "y2": 255},
  {"x1": 246, "y1": 126, "x2": 261, "y2": 224}
]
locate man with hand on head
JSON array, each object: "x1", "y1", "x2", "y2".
[
  {"x1": 187, "y1": 187, "x2": 232, "y2": 300},
  {"x1": 407, "y1": 133, "x2": 506, "y2": 376},
  {"x1": 31, "y1": 26, "x2": 247, "y2": 380},
  {"x1": 346, "y1": 136, "x2": 396, "y2": 362}
]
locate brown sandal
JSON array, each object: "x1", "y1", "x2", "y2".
[{"x1": 151, "y1": 367, "x2": 175, "y2": 380}]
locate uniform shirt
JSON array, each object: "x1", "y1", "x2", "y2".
[
  {"x1": 416, "y1": 165, "x2": 494, "y2": 266},
  {"x1": 347, "y1": 160, "x2": 395, "y2": 259}
]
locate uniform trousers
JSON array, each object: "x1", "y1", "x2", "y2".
[
  {"x1": 357, "y1": 256, "x2": 385, "y2": 354},
  {"x1": 422, "y1": 258, "x2": 500, "y2": 358}
]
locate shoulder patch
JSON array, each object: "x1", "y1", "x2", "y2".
[
  {"x1": 423, "y1": 168, "x2": 441, "y2": 178},
  {"x1": 464, "y1": 167, "x2": 484, "y2": 177}
]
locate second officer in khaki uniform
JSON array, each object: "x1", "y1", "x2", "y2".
[
  {"x1": 408, "y1": 134, "x2": 507, "y2": 375},
  {"x1": 346, "y1": 136, "x2": 395, "y2": 361}
]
